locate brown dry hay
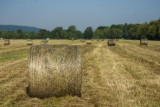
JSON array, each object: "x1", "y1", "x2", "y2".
[
  {"x1": 28, "y1": 45, "x2": 82, "y2": 98},
  {"x1": 108, "y1": 39, "x2": 116, "y2": 46},
  {"x1": 86, "y1": 40, "x2": 92, "y2": 44},
  {"x1": 4, "y1": 39, "x2": 10, "y2": 46},
  {"x1": 27, "y1": 39, "x2": 33, "y2": 46},
  {"x1": 40, "y1": 40, "x2": 48, "y2": 45},
  {"x1": 140, "y1": 39, "x2": 148, "y2": 46}
]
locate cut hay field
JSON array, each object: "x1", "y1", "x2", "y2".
[{"x1": 0, "y1": 39, "x2": 160, "y2": 107}]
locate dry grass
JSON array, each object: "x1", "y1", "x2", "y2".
[
  {"x1": 0, "y1": 39, "x2": 160, "y2": 106},
  {"x1": 28, "y1": 45, "x2": 82, "y2": 98}
]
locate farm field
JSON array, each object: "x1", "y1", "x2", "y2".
[{"x1": 0, "y1": 39, "x2": 160, "y2": 107}]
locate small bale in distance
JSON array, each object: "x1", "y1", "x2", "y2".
[
  {"x1": 108, "y1": 39, "x2": 116, "y2": 46},
  {"x1": 40, "y1": 40, "x2": 48, "y2": 45},
  {"x1": 4, "y1": 39, "x2": 10, "y2": 46},
  {"x1": 46, "y1": 38, "x2": 50, "y2": 40},
  {"x1": 27, "y1": 39, "x2": 33, "y2": 46},
  {"x1": 86, "y1": 40, "x2": 92, "y2": 44},
  {"x1": 28, "y1": 45, "x2": 82, "y2": 98},
  {"x1": 140, "y1": 39, "x2": 148, "y2": 46},
  {"x1": 80, "y1": 39, "x2": 85, "y2": 42},
  {"x1": 96, "y1": 39, "x2": 100, "y2": 42}
]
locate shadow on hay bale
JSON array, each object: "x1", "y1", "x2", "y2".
[
  {"x1": 4, "y1": 39, "x2": 10, "y2": 46},
  {"x1": 40, "y1": 40, "x2": 48, "y2": 45},
  {"x1": 108, "y1": 39, "x2": 116, "y2": 46},
  {"x1": 140, "y1": 39, "x2": 148, "y2": 46},
  {"x1": 27, "y1": 39, "x2": 33, "y2": 46},
  {"x1": 28, "y1": 45, "x2": 82, "y2": 98}
]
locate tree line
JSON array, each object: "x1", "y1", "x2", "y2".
[{"x1": 0, "y1": 19, "x2": 160, "y2": 40}]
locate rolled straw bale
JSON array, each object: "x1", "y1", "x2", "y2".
[
  {"x1": 28, "y1": 45, "x2": 82, "y2": 98},
  {"x1": 27, "y1": 39, "x2": 33, "y2": 46},
  {"x1": 40, "y1": 40, "x2": 48, "y2": 45},
  {"x1": 80, "y1": 39, "x2": 85, "y2": 42},
  {"x1": 46, "y1": 38, "x2": 50, "y2": 40},
  {"x1": 108, "y1": 39, "x2": 116, "y2": 46},
  {"x1": 140, "y1": 39, "x2": 148, "y2": 46},
  {"x1": 86, "y1": 40, "x2": 92, "y2": 44},
  {"x1": 4, "y1": 39, "x2": 10, "y2": 45}
]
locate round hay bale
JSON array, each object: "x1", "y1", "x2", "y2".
[
  {"x1": 27, "y1": 39, "x2": 33, "y2": 46},
  {"x1": 46, "y1": 38, "x2": 50, "y2": 40},
  {"x1": 96, "y1": 39, "x2": 100, "y2": 41},
  {"x1": 108, "y1": 39, "x2": 116, "y2": 46},
  {"x1": 86, "y1": 40, "x2": 92, "y2": 44},
  {"x1": 28, "y1": 45, "x2": 82, "y2": 98},
  {"x1": 140, "y1": 39, "x2": 148, "y2": 46},
  {"x1": 4, "y1": 39, "x2": 10, "y2": 46},
  {"x1": 40, "y1": 40, "x2": 48, "y2": 45},
  {"x1": 80, "y1": 39, "x2": 85, "y2": 42}
]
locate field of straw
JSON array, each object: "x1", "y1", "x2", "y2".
[{"x1": 0, "y1": 39, "x2": 160, "y2": 107}]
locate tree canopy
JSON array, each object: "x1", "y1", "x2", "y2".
[{"x1": 0, "y1": 19, "x2": 160, "y2": 40}]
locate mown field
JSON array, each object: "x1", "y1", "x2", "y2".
[{"x1": 0, "y1": 39, "x2": 160, "y2": 107}]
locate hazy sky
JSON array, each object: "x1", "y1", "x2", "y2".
[{"x1": 0, "y1": 0, "x2": 160, "y2": 31}]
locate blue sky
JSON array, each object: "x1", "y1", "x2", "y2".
[{"x1": 0, "y1": 0, "x2": 160, "y2": 31}]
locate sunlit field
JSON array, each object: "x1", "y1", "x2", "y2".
[{"x1": 0, "y1": 39, "x2": 160, "y2": 107}]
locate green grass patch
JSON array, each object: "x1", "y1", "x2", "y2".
[{"x1": 0, "y1": 49, "x2": 28, "y2": 62}]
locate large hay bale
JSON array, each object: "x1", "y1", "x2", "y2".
[
  {"x1": 28, "y1": 45, "x2": 82, "y2": 98},
  {"x1": 4, "y1": 39, "x2": 10, "y2": 45},
  {"x1": 108, "y1": 39, "x2": 116, "y2": 46},
  {"x1": 27, "y1": 39, "x2": 33, "y2": 46},
  {"x1": 140, "y1": 39, "x2": 148, "y2": 46},
  {"x1": 40, "y1": 40, "x2": 48, "y2": 45}
]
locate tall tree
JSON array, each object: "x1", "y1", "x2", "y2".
[
  {"x1": 83, "y1": 27, "x2": 93, "y2": 39},
  {"x1": 51, "y1": 27, "x2": 65, "y2": 39},
  {"x1": 16, "y1": 29, "x2": 23, "y2": 39},
  {"x1": 38, "y1": 29, "x2": 50, "y2": 39}
]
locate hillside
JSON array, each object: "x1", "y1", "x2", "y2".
[{"x1": 0, "y1": 25, "x2": 40, "y2": 32}]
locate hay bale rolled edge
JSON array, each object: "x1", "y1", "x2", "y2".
[
  {"x1": 4, "y1": 39, "x2": 10, "y2": 45},
  {"x1": 86, "y1": 40, "x2": 92, "y2": 44},
  {"x1": 28, "y1": 45, "x2": 82, "y2": 98},
  {"x1": 140, "y1": 39, "x2": 148, "y2": 45},
  {"x1": 27, "y1": 39, "x2": 33, "y2": 46},
  {"x1": 108, "y1": 39, "x2": 116, "y2": 46},
  {"x1": 40, "y1": 40, "x2": 48, "y2": 45}
]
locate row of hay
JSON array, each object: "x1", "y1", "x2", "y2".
[
  {"x1": 1, "y1": 39, "x2": 49, "y2": 46},
  {"x1": 107, "y1": 39, "x2": 148, "y2": 46},
  {"x1": 27, "y1": 39, "x2": 49, "y2": 46}
]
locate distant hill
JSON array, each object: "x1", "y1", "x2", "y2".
[{"x1": 0, "y1": 25, "x2": 40, "y2": 32}]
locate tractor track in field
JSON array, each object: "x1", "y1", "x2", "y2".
[
  {"x1": 0, "y1": 46, "x2": 29, "y2": 54},
  {"x1": 0, "y1": 58, "x2": 27, "y2": 70},
  {"x1": 0, "y1": 60, "x2": 28, "y2": 106},
  {"x1": 82, "y1": 42, "x2": 160, "y2": 106},
  {"x1": 115, "y1": 43, "x2": 160, "y2": 75},
  {"x1": 0, "y1": 60, "x2": 27, "y2": 84}
]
